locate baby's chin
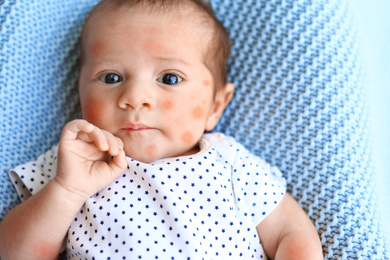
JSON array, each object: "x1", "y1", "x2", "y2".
[
  {"x1": 123, "y1": 144, "x2": 201, "y2": 164},
  {"x1": 123, "y1": 144, "x2": 170, "y2": 164},
  {"x1": 124, "y1": 150, "x2": 159, "y2": 164}
]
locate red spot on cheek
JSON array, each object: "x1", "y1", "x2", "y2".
[
  {"x1": 191, "y1": 107, "x2": 205, "y2": 119},
  {"x1": 91, "y1": 41, "x2": 105, "y2": 57},
  {"x1": 82, "y1": 97, "x2": 106, "y2": 124},
  {"x1": 163, "y1": 100, "x2": 174, "y2": 110},
  {"x1": 181, "y1": 132, "x2": 194, "y2": 144},
  {"x1": 203, "y1": 79, "x2": 210, "y2": 86}
]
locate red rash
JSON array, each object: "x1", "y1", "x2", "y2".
[
  {"x1": 163, "y1": 100, "x2": 174, "y2": 110},
  {"x1": 108, "y1": 21, "x2": 116, "y2": 28},
  {"x1": 203, "y1": 79, "x2": 210, "y2": 86},
  {"x1": 144, "y1": 41, "x2": 165, "y2": 54},
  {"x1": 91, "y1": 41, "x2": 105, "y2": 57},
  {"x1": 31, "y1": 240, "x2": 58, "y2": 259},
  {"x1": 145, "y1": 144, "x2": 157, "y2": 157},
  {"x1": 125, "y1": 26, "x2": 165, "y2": 54},
  {"x1": 81, "y1": 97, "x2": 107, "y2": 124},
  {"x1": 191, "y1": 107, "x2": 205, "y2": 119},
  {"x1": 181, "y1": 132, "x2": 194, "y2": 144}
]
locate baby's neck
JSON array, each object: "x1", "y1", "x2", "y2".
[{"x1": 181, "y1": 144, "x2": 201, "y2": 157}]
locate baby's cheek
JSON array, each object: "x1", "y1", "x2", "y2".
[
  {"x1": 81, "y1": 97, "x2": 107, "y2": 125},
  {"x1": 163, "y1": 100, "x2": 174, "y2": 110},
  {"x1": 181, "y1": 131, "x2": 194, "y2": 144},
  {"x1": 191, "y1": 106, "x2": 205, "y2": 119}
]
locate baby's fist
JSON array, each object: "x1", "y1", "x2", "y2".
[{"x1": 55, "y1": 119, "x2": 127, "y2": 203}]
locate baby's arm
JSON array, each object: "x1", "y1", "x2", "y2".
[
  {"x1": 0, "y1": 120, "x2": 127, "y2": 260},
  {"x1": 257, "y1": 193, "x2": 323, "y2": 260}
]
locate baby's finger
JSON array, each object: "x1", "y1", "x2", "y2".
[
  {"x1": 108, "y1": 148, "x2": 128, "y2": 177},
  {"x1": 76, "y1": 131, "x2": 93, "y2": 143},
  {"x1": 61, "y1": 119, "x2": 95, "y2": 141},
  {"x1": 85, "y1": 127, "x2": 110, "y2": 152},
  {"x1": 62, "y1": 120, "x2": 109, "y2": 151},
  {"x1": 102, "y1": 130, "x2": 120, "y2": 156},
  {"x1": 116, "y1": 137, "x2": 124, "y2": 150}
]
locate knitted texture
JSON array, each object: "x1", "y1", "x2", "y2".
[{"x1": 0, "y1": 0, "x2": 388, "y2": 259}]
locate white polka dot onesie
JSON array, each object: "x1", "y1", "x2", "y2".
[{"x1": 9, "y1": 133, "x2": 286, "y2": 259}]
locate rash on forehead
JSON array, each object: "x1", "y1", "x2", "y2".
[
  {"x1": 143, "y1": 40, "x2": 166, "y2": 54},
  {"x1": 124, "y1": 24, "x2": 170, "y2": 54},
  {"x1": 82, "y1": 3, "x2": 215, "y2": 60},
  {"x1": 91, "y1": 40, "x2": 106, "y2": 57}
]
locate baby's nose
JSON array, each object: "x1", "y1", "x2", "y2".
[{"x1": 117, "y1": 80, "x2": 155, "y2": 110}]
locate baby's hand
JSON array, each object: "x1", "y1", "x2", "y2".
[{"x1": 55, "y1": 119, "x2": 127, "y2": 203}]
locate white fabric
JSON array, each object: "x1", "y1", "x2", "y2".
[{"x1": 9, "y1": 133, "x2": 286, "y2": 259}]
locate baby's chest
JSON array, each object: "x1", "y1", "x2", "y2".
[
  {"x1": 81, "y1": 163, "x2": 238, "y2": 230},
  {"x1": 66, "y1": 165, "x2": 263, "y2": 259}
]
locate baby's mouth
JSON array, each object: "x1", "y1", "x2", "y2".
[{"x1": 120, "y1": 122, "x2": 153, "y2": 131}]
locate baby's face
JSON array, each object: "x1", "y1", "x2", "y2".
[{"x1": 79, "y1": 7, "x2": 223, "y2": 163}]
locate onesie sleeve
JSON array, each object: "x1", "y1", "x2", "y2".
[
  {"x1": 9, "y1": 145, "x2": 58, "y2": 202},
  {"x1": 207, "y1": 133, "x2": 287, "y2": 226},
  {"x1": 232, "y1": 154, "x2": 287, "y2": 226}
]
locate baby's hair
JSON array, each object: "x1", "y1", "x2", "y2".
[{"x1": 81, "y1": 0, "x2": 231, "y2": 91}]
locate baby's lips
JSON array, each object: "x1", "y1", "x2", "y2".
[{"x1": 120, "y1": 122, "x2": 153, "y2": 131}]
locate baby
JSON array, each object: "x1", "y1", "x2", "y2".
[{"x1": 0, "y1": 0, "x2": 323, "y2": 259}]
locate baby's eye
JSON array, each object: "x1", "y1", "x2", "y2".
[
  {"x1": 157, "y1": 73, "x2": 182, "y2": 85},
  {"x1": 100, "y1": 73, "x2": 123, "y2": 84}
]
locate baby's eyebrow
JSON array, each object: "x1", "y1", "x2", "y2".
[{"x1": 153, "y1": 56, "x2": 193, "y2": 67}]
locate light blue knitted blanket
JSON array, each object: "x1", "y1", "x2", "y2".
[{"x1": 0, "y1": 0, "x2": 388, "y2": 259}]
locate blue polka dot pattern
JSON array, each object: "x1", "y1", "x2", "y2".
[{"x1": 10, "y1": 133, "x2": 285, "y2": 259}]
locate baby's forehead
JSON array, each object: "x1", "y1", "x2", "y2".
[
  {"x1": 85, "y1": 1, "x2": 214, "y2": 35},
  {"x1": 84, "y1": 4, "x2": 214, "y2": 53}
]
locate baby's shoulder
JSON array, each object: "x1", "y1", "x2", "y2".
[
  {"x1": 202, "y1": 132, "x2": 240, "y2": 148},
  {"x1": 9, "y1": 144, "x2": 59, "y2": 200},
  {"x1": 201, "y1": 132, "x2": 254, "y2": 165},
  {"x1": 11, "y1": 144, "x2": 59, "y2": 176}
]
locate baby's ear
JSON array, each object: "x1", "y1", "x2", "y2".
[{"x1": 205, "y1": 82, "x2": 234, "y2": 131}]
